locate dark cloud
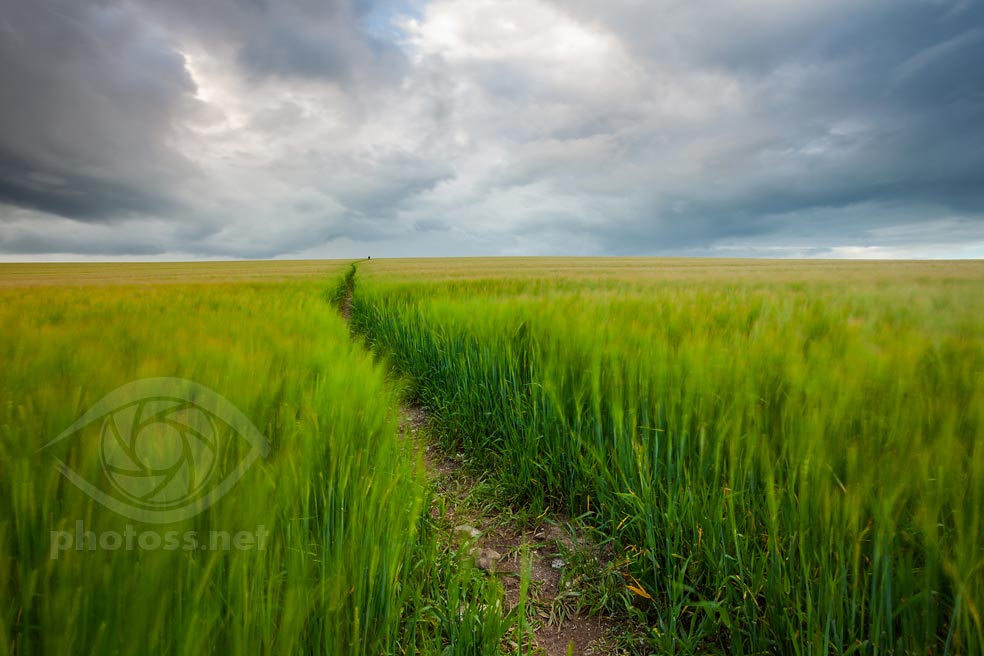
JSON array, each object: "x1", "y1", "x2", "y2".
[
  {"x1": 0, "y1": 148, "x2": 182, "y2": 220},
  {"x1": 0, "y1": 0, "x2": 198, "y2": 221}
]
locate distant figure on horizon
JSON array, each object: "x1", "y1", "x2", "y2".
[{"x1": 368, "y1": 256, "x2": 371, "y2": 260}]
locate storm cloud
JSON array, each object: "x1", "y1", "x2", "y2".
[{"x1": 1, "y1": 0, "x2": 982, "y2": 259}]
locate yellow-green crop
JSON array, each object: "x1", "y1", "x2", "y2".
[{"x1": 1, "y1": 262, "x2": 513, "y2": 656}]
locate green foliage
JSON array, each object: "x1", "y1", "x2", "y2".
[
  {"x1": 0, "y1": 273, "x2": 514, "y2": 656},
  {"x1": 351, "y1": 259, "x2": 984, "y2": 654}
]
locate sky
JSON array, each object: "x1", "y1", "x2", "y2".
[{"x1": 1, "y1": 0, "x2": 983, "y2": 261}]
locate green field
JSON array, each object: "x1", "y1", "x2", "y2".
[
  {"x1": 0, "y1": 265, "x2": 512, "y2": 655},
  {"x1": 2, "y1": 258, "x2": 982, "y2": 654},
  {"x1": 350, "y1": 257, "x2": 984, "y2": 653}
]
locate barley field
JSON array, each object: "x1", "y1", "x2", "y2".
[
  {"x1": 0, "y1": 263, "x2": 513, "y2": 655},
  {"x1": 350, "y1": 257, "x2": 984, "y2": 653},
  {"x1": 2, "y1": 258, "x2": 982, "y2": 654}
]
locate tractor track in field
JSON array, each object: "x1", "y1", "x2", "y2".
[{"x1": 338, "y1": 268, "x2": 627, "y2": 656}]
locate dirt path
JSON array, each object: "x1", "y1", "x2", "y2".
[
  {"x1": 340, "y1": 270, "x2": 627, "y2": 655},
  {"x1": 339, "y1": 266, "x2": 354, "y2": 321},
  {"x1": 400, "y1": 408, "x2": 620, "y2": 655}
]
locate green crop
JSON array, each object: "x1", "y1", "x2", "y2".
[
  {"x1": 350, "y1": 257, "x2": 984, "y2": 654},
  {"x1": 4, "y1": 257, "x2": 981, "y2": 654}
]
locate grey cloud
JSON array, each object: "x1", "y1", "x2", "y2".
[
  {"x1": 0, "y1": 148, "x2": 182, "y2": 221},
  {"x1": 0, "y1": 207, "x2": 222, "y2": 257},
  {"x1": 145, "y1": 0, "x2": 406, "y2": 82},
  {"x1": 2, "y1": 0, "x2": 983, "y2": 259},
  {"x1": 326, "y1": 153, "x2": 453, "y2": 216},
  {"x1": 0, "y1": 0, "x2": 412, "y2": 256},
  {"x1": 0, "y1": 0, "x2": 197, "y2": 221},
  {"x1": 0, "y1": 229, "x2": 167, "y2": 256},
  {"x1": 238, "y1": 8, "x2": 404, "y2": 81},
  {"x1": 502, "y1": 0, "x2": 984, "y2": 254}
]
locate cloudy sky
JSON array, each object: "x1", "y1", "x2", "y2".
[{"x1": 1, "y1": 0, "x2": 983, "y2": 260}]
